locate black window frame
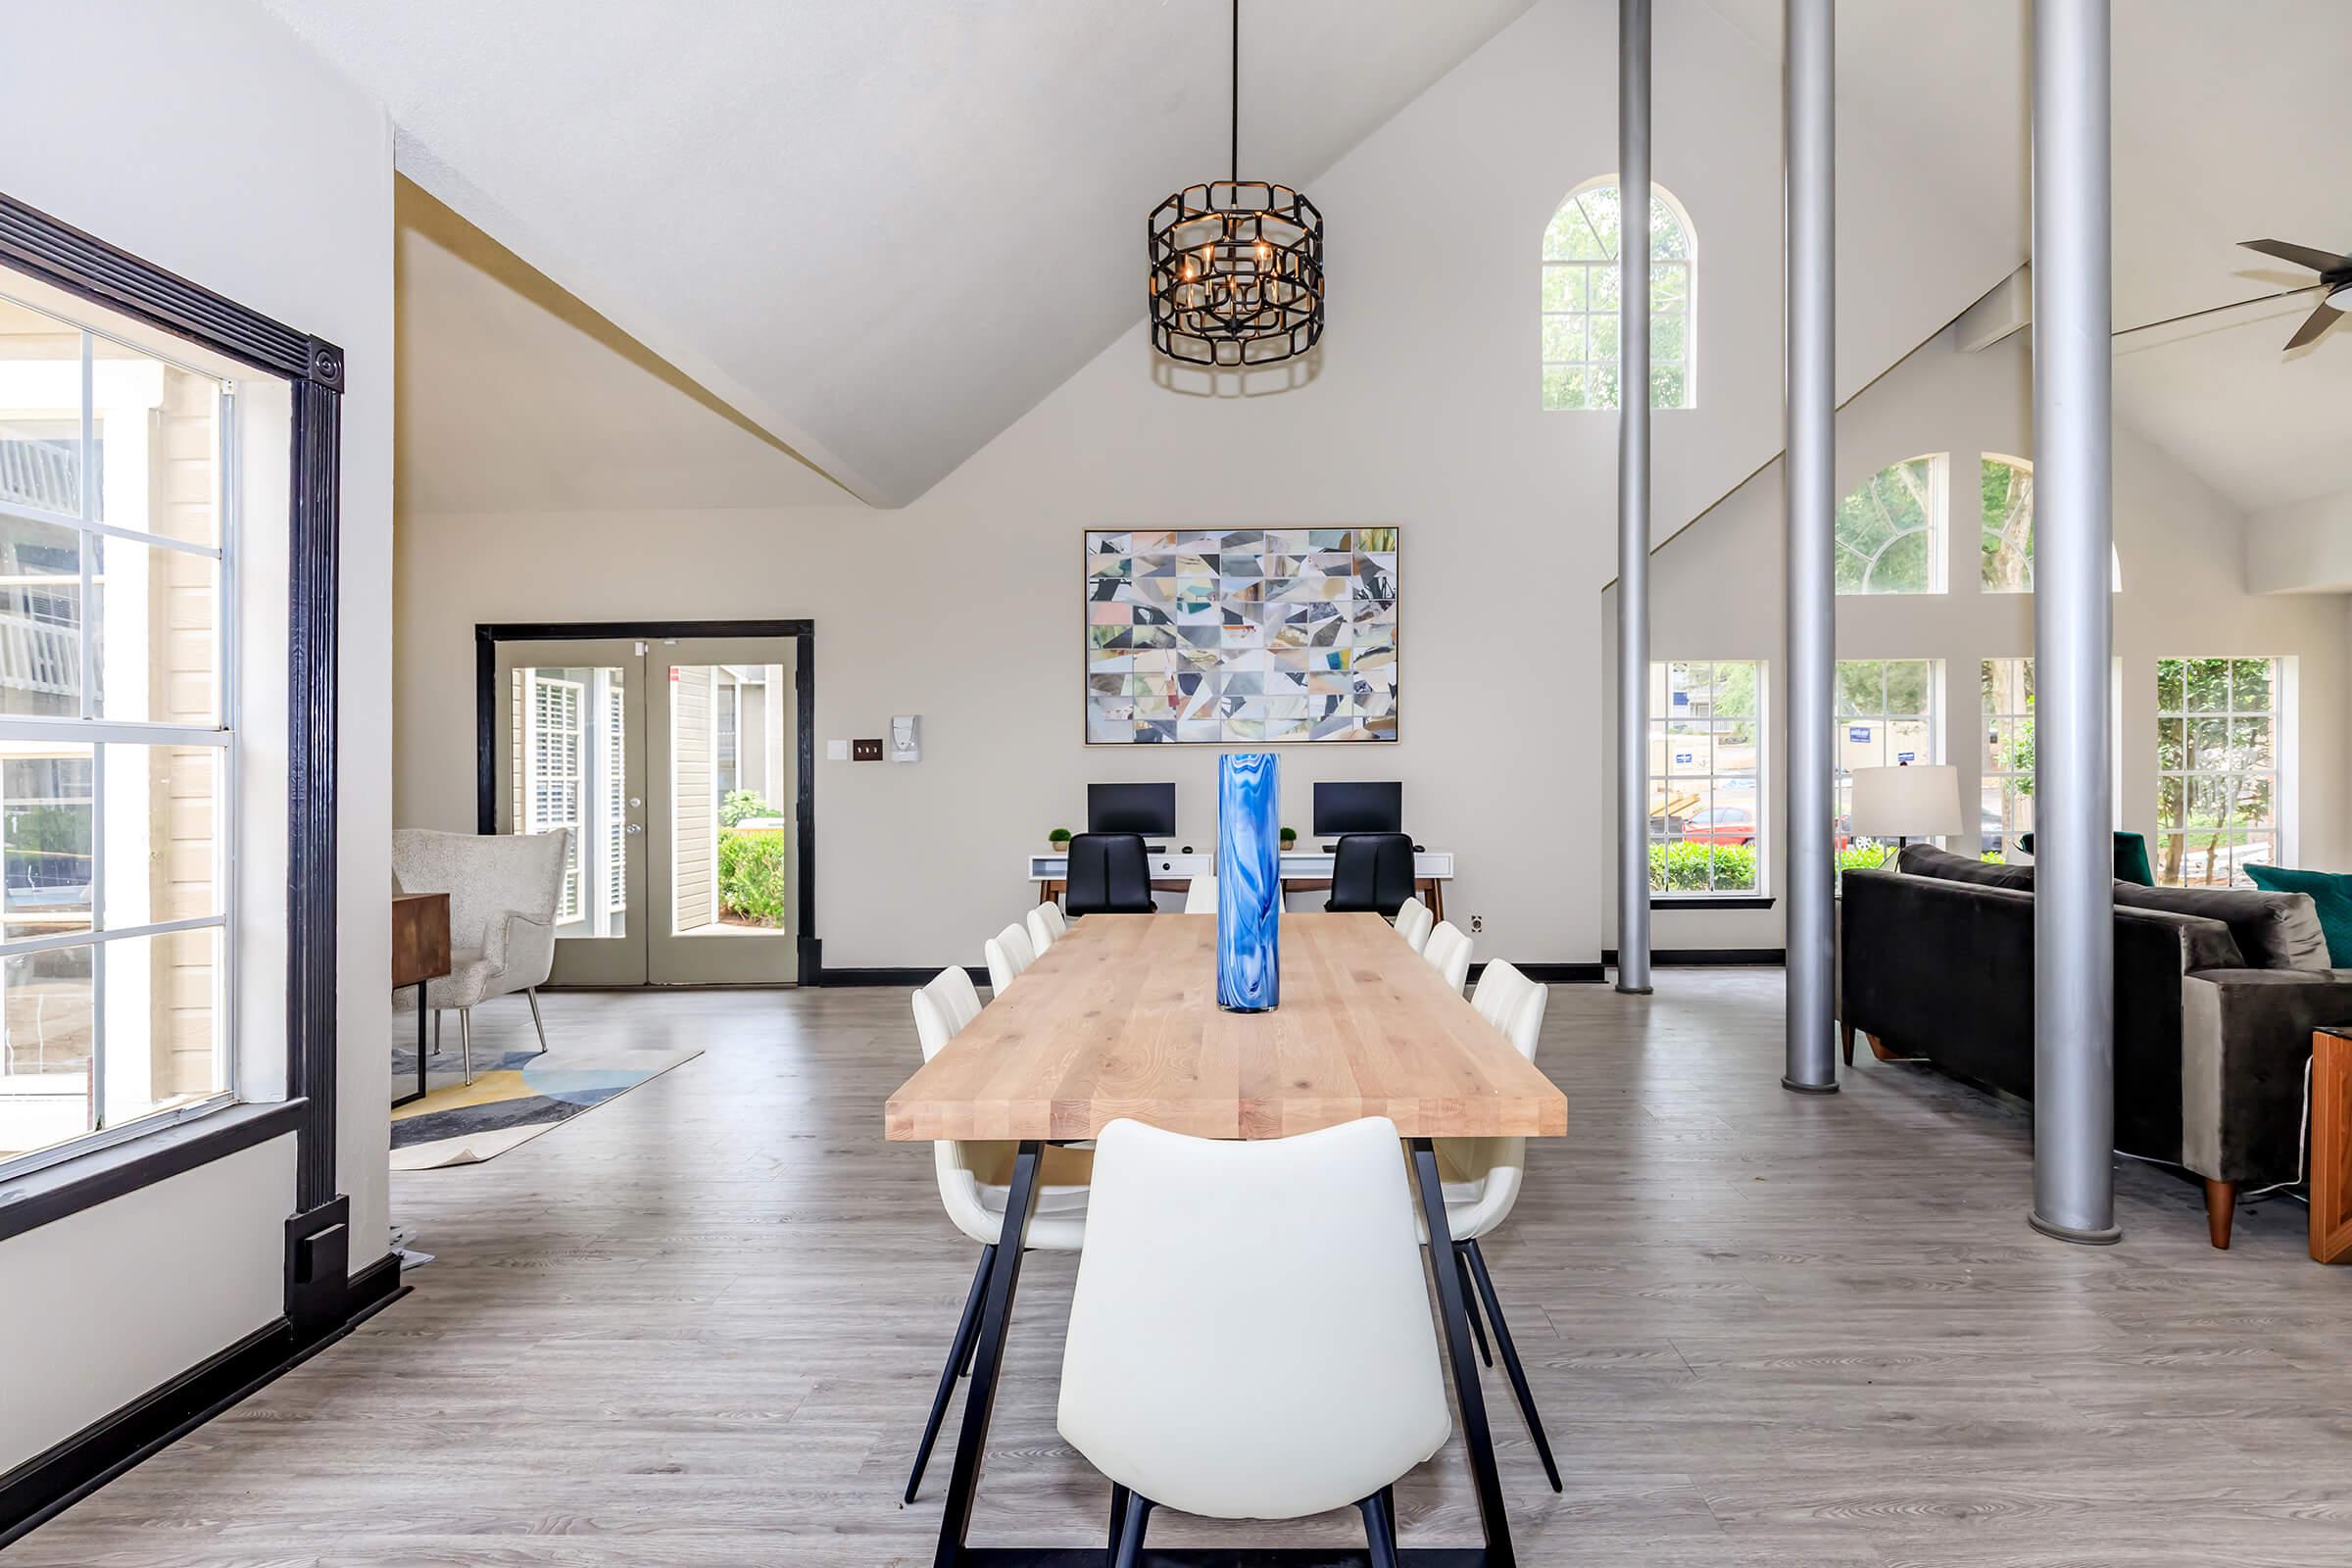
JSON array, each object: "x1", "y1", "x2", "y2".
[{"x1": 0, "y1": 191, "x2": 345, "y2": 1243}]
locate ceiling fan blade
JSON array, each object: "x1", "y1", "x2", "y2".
[
  {"x1": 2282, "y1": 299, "x2": 2345, "y2": 352},
  {"x1": 2239, "y1": 238, "x2": 2352, "y2": 274}
]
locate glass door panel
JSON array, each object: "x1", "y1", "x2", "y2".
[
  {"x1": 491, "y1": 638, "x2": 648, "y2": 985},
  {"x1": 647, "y1": 637, "x2": 799, "y2": 984}
]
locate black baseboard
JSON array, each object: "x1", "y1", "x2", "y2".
[
  {"x1": 823, "y1": 965, "x2": 990, "y2": 988},
  {"x1": 0, "y1": 1250, "x2": 403, "y2": 1546},
  {"x1": 1602, "y1": 948, "x2": 1787, "y2": 967},
  {"x1": 1495, "y1": 962, "x2": 1607, "y2": 985}
]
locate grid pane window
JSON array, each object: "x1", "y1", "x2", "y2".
[
  {"x1": 1837, "y1": 456, "x2": 1945, "y2": 595},
  {"x1": 1646, "y1": 661, "x2": 1763, "y2": 895},
  {"x1": 2156, "y1": 658, "x2": 2280, "y2": 887},
  {"x1": 1541, "y1": 183, "x2": 1694, "y2": 411},
  {"x1": 1836, "y1": 660, "x2": 1940, "y2": 870},
  {"x1": 1980, "y1": 659, "x2": 2034, "y2": 861},
  {"x1": 0, "y1": 288, "x2": 233, "y2": 1173}
]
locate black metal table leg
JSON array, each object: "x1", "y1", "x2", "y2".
[
  {"x1": 932, "y1": 1139, "x2": 1044, "y2": 1568},
  {"x1": 393, "y1": 982, "x2": 430, "y2": 1108},
  {"x1": 1408, "y1": 1138, "x2": 1516, "y2": 1568}
]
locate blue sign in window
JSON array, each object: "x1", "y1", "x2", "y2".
[{"x1": 1847, "y1": 725, "x2": 1872, "y2": 744}]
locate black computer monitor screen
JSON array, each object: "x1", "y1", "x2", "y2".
[
  {"x1": 1087, "y1": 781, "x2": 1177, "y2": 837},
  {"x1": 1313, "y1": 780, "x2": 1402, "y2": 837}
]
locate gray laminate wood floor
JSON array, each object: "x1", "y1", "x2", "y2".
[{"x1": 17, "y1": 973, "x2": 2351, "y2": 1566}]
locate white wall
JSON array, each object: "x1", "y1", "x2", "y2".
[
  {"x1": 2248, "y1": 488, "x2": 2352, "y2": 596},
  {"x1": 393, "y1": 0, "x2": 2023, "y2": 971},
  {"x1": 1603, "y1": 325, "x2": 2352, "y2": 952},
  {"x1": 0, "y1": 0, "x2": 393, "y2": 1466}
]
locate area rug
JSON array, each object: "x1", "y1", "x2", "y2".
[{"x1": 390, "y1": 1035, "x2": 702, "y2": 1170}]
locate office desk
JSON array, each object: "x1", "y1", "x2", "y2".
[
  {"x1": 888, "y1": 912, "x2": 1563, "y2": 1563},
  {"x1": 1026, "y1": 848, "x2": 1455, "y2": 919}
]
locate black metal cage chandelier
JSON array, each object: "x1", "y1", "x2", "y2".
[{"x1": 1148, "y1": 0, "x2": 1324, "y2": 367}]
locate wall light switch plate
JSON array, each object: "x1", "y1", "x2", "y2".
[
  {"x1": 852, "y1": 738, "x2": 884, "y2": 761},
  {"x1": 826, "y1": 739, "x2": 851, "y2": 761}
]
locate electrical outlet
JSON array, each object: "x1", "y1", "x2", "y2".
[
  {"x1": 852, "y1": 737, "x2": 884, "y2": 761},
  {"x1": 1468, "y1": 913, "x2": 1485, "y2": 934}
]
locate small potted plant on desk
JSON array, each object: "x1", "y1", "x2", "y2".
[
  {"x1": 1279, "y1": 826, "x2": 1298, "y2": 853},
  {"x1": 1049, "y1": 826, "x2": 1072, "y2": 855}
]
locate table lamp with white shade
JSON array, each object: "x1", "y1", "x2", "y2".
[{"x1": 1848, "y1": 761, "x2": 1968, "y2": 851}]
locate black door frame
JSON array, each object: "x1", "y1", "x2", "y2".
[{"x1": 474, "y1": 619, "x2": 820, "y2": 984}]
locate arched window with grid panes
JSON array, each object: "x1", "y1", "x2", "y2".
[{"x1": 1541, "y1": 179, "x2": 1694, "y2": 411}]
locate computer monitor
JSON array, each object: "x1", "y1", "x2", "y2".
[
  {"x1": 1313, "y1": 780, "x2": 1402, "y2": 837},
  {"x1": 1087, "y1": 781, "x2": 1177, "y2": 838}
]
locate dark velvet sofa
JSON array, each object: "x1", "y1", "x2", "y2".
[{"x1": 1839, "y1": 844, "x2": 2352, "y2": 1247}]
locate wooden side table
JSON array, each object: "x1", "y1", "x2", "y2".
[
  {"x1": 2313, "y1": 1026, "x2": 2352, "y2": 1264},
  {"x1": 392, "y1": 892, "x2": 452, "y2": 1108}
]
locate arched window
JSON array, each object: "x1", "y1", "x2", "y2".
[
  {"x1": 1540, "y1": 179, "x2": 1693, "y2": 411},
  {"x1": 1978, "y1": 453, "x2": 2120, "y2": 592},
  {"x1": 1980, "y1": 454, "x2": 2035, "y2": 592},
  {"x1": 1836, "y1": 455, "x2": 1946, "y2": 595}
]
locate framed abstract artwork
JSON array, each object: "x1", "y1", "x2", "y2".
[{"x1": 1084, "y1": 527, "x2": 1398, "y2": 744}]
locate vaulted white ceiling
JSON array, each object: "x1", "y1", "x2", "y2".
[
  {"x1": 1708, "y1": 0, "x2": 2352, "y2": 514},
  {"x1": 268, "y1": 0, "x2": 1536, "y2": 508}
]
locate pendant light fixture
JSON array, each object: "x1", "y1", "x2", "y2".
[{"x1": 1148, "y1": 0, "x2": 1324, "y2": 366}]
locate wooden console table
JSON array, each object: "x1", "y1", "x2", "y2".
[
  {"x1": 392, "y1": 892, "x2": 452, "y2": 1108},
  {"x1": 2314, "y1": 1026, "x2": 2352, "y2": 1264}
]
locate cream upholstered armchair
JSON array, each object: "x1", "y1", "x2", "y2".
[{"x1": 390, "y1": 828, "x2": 569, "y2": 1084}]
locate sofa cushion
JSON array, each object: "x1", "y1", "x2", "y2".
[
  {"x1": 2112, "y1": 883, "x2": 2332, "y2": 973},
  {"x1": 1897, "y1": 842, "x2": 2035, "y2": 890},
  {"x1": 2244, "y1": 864, "x2": 2352, "y2": 968}
]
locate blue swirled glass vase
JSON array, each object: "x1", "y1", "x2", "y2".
[{"x1": 1216, "y1": 752, "x2": 1281, "y2": 1012}]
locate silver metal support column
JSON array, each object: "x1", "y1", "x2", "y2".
[
  {"x1": 1615, "y1": 0, "x2": 1653, "y2": 996},
  {"x1": 2028, "y1": 0, "x2": 2120, "y2": 1244},
  {"x1": 1782, "y1": 0, "x2": 1838, "y2": 1092}
]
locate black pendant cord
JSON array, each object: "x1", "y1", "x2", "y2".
[{"x1": 1229, "y1": 0, "x2": 1239, "y2": 183}]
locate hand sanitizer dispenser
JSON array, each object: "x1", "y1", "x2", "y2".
[{"x1": 890, "y1": 714, "x2": 920, "y2": 763}]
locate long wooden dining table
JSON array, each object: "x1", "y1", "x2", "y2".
[{"x1": 886, "y1": 911, "x2": 1569, "y2": 1567}]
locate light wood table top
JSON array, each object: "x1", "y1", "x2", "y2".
[{"x1": 885, "y1": 911, "x2": 1567, "y2": 1143}]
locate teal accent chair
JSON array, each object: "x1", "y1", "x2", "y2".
[{"x1": 2017, "y1": 829, "x2": 2154, "y2": 886}]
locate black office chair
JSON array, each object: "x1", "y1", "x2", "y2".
[
  {"x1": 1064, "y1": 833, "x2": 1155, "y2": 917},
  {"x1": 1324, "y1": 833, "x2": 1416, "y2": 917}
]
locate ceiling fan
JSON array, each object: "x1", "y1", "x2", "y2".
[{"x1": 2237, "y1": 238, "x2": 2352, "y2": 351}]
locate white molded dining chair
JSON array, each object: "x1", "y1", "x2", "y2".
[
  {"x1": 1183, "y1": 874, "x2": 1218, "y2": 913},
  {"x1": 1035, "y1": 901, "x2": 1068, "y2": 941},
  {"x1": 904, "y1": 967, "x2": 1090, "y2": 1503},
  {"x1": 1420, "y1": 959, "x2": 1561, "y2": 1494},
  {"x1": 983, "y1": 922, "x2": 1037, "y2": 994},
  {"x1": 1393, "y1": 895, "x2": 1433, "y2": 954},
  {"x1": 1059, "y1": 1116, "x2": 1447, "y2": 1566},
  {"x1": 1025, "y1": 903, "x2": 1060, "y2": 956},
  {"x1": 1422, "y1": 919, "x2": 1472, "y2": 993}
]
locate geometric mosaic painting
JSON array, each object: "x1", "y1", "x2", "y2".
[{"x1": 1085, "y1": 527, "x2": 1398, "y2": 744}]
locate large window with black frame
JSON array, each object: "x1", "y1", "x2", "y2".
[{"x1": 0, "y1": 284, "x2": 240, "y2": 1177}]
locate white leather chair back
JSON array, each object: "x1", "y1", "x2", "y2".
[
  {"x1": 1025, "y1": 904, "x2": 1059, "y2": 956},
  {"x1": 983, "y1": 922, "x2": 1036, "y2": 994},
  {"x1": 1393, "y1": 897, "x2": 1433, "y2": 954},
  {"x1": 1036, "y1": 902, "x2": 1068, "y2": 940},
  {"x1": 1058, "y1": 1117, "x2": 1450, "y2": 1521},
  {"x1": 912, "y1": 966, "x2": 984, "y2": 1060},
  {"x1": 911, "y1": 968, "x2": 1089, "y2": 1253},
  {"x1": 1439, "y1": 961, "x2": 1548, "y2": 1243},
  {"x1": 1470, "y1": 960, "x2": 1544, "y2": 1057},
  {"x1": 1183, "y1": 875, "x2": 1218, "y2": 913},
  {"x1": 1422, "y1": 920, "x2": 1472, "y2": 993}
]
